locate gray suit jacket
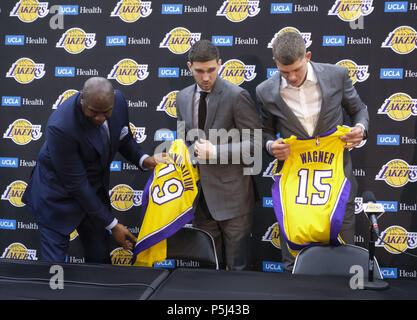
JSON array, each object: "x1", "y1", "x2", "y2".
[
  {"x1": 256, "y1": 61, "x2": 369, "y2": 200},
  {"x1": 176, "y1": 76, "x2": 261, "y2": 220}
]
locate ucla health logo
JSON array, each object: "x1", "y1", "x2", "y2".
[
  {"x1": 1, "y1": 242, "x2": 38, "y2": 260},
  {"x1": 52, "y1": 89, "x2": 78, "y2": 109},
  {"x1": 262, "y1": 223, "x2": 281, "y2": 249},
  {"x1": 328, "y1": 0, "x2": 374, "y2": 21},
  {"x1": 268, "y1": 27, "x2": 312, "y2": 49},
  {"x1": 217, "y1": 0, "x2": 260, "y2": 22},
  {"x1": 0, "y1": 157, "x2": 19, "y2": 168},
  {"x1": 376, "y1": 159, "x2": 417, "y2": 187},
  {"x1": 3, "y1": 119, "x2": 42, "y2": 145},
  {"x1": 2, "y1": 96, "x2": 21, "y2": 107},
  {"x1": 160, "y1": 27, "x2": 201, "y2": 54},
  {"x1": 56, "y1": 28, "x2": 96, "y2": 54},
  {"x1": 1, "y1": 181, "x2": 27, "y2": 207},
  {"x1": 378, "y1": 92, "x2": 417, "y2": 121},
  {"x1": 129, "y1": 122, "x2": 146, "y2": 143},
  {"x1": 219, "y1": 59, "x2": 256, "y2": 86},
  {"x1": 381, "y1": 26, "x2": 417, "y2": 54},
  {"x1": 10, "y1": 0, "x2": 49, "y2": 23},
  {"x1": 5, "y1": 35, "x2": 25, "y2": 46},
  {"x1": 376, "y1": 226, "x2": 417, "y2": 254},
  {"x1": 6, "y1": 58, "x2": 45, "y2": 84},
  {"x1": 110, "y1": 0, "x2": 152, "y2": 22},
  {"x1": 336, "y1": 59, "x2": 369, "y2": 85},
  {"x1": 156, "y1": 91, "x2": 178, "y2": 118},
  {"x1": 385, "y1": 1, "x2": 408, "y2": 12},
  {"x1": 109, "y1": 184, "x2": 143, "y2": 211},
  {"x1": 107, "y1": 59, "x2": 149, "y2": 85}
]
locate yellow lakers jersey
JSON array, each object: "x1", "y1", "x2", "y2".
[
  {"x1": 132, "y1": 139, "x2": 199, "y2": 266},
  {"x1": 271, "y1": 126, "x2": 351, "y2": 256}
]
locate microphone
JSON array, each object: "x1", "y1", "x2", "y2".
[{"x1": 362, "y1": 191, "x2": 384, "y2": 237}]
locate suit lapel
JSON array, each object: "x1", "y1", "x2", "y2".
[
  {"x1": 182, "y1": 85, "x2": 195, "y2": 132},
  {"x1": 273, "y1": 73, "x2": 310, "y2": 137}
]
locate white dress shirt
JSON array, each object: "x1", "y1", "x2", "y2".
[
  {"x1": 266, "y1": 62, "x2": 365, "y2": 155},
  {"x1": 281, "y1": 62, "x2": 322, "y2": 137}
]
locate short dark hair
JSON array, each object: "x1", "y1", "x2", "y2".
[
  {"x1": 272, "y1": 32, "x2": 306, "y2": 65},
  {"x1": 188, "y1": 39, "x2": 220, "y2": 63}
]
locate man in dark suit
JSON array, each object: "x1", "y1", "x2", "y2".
[
  {"x1": 256, "y1": 32, "x2": 369, "y2": 271},
  {"x1": 22, "y1": 77, "x2": 161, "y2": 263},
  {"x1": 175, "y1": 40, "x2": 261, "y2": 270}
]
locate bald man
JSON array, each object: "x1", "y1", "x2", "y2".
[{"x1": 22, "y1": 77, "x2": 159, "y2": 263}]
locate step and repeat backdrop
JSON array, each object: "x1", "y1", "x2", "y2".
[{"x1": 1, "y1": 0, "x2": 416, "y2": 279}]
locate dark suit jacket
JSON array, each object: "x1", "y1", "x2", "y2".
[
  {"x1": 22, "y1": 90, "x2": 145, "y2": 235},
  {"x1": 176, "y1": 76, "x2": 261, "y2": 221},
  {"x1": 256, "y1": 61, "x2": 369, "y2": 200}
]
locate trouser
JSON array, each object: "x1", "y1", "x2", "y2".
[
  {"x1": 280, "y1": 200, "x2": 356, "y2": 272},
  {"x1": 38, "y1": 214, "x2": 111, "y2": 264},
  {"x1": 193, "y1": 191, "x2": 253, "y2": 271}
]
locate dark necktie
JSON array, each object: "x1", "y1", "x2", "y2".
[
  {"x1": 100, "y1": 123, "x2": 110, "y2": 164},
  {"x1": 198, "y1": 91, "x2": 208, "y2": 130}
]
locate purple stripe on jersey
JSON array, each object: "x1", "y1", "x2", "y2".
[
  {"x1": 132, "y1": 206, "x2": 195, "y2": 260},
  {"x1": 329, "y1": 178, "x2": 351, "y2": 245}
]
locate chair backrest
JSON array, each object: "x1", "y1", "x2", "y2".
[
  {"x1": 166, "y1": 226, "x2": 219, "y2": 269},
  {"x1": 292, "y1": 244, "x2": 383, "y2": 279}
]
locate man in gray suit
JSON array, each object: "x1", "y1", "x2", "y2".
[
  {"x1": 256, "y1": 32, "x2": 369, "y2": 271},
  {"x1": 175, "y1": 40, "x2": 261, "y2": 270}
]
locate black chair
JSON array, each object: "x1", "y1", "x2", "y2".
[
  {"x1": 166, "y1": 226, "x2": 219, "y2": 269},
  {"x1": 292, "y1": 244, "x2": 383, "y2": 279}
]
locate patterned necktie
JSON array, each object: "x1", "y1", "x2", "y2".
[{"x1": 198, "y1": 91, "x2": 208, "y2": 130}]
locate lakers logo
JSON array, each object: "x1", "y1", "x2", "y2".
[
  {"x1": 263, "y1": 159, "x2": 278, "y2": 180},
  {"x1": 3, "y1": 119, "x2": 42, "y2": 145},
  {"x1": 160, "y1": 27, "x2": 201, "y2": 54},
  {"x1": 382, "y1": 26, "x2": 417, "y2": 55},
  {"x1": 110, "y1": 0, "x2": 152, "y2": 23},
  {"x1": 376, "y1": 159, "x2": 417, "y2": 187},
  {"x1": 378, "y1": 92, "x2": 417, "y2": 121},
  {"x1": 109, "y1": 184, "x2": 143, "y2": 211},
  {"x1": 107, "y1": 59, "x2": 149, "y2": 85},
  {"x1": 218, "y1": 59, "x2": 256, "y2": 85},
  {"x1": 129, "y1": 122, "x2": 146, "y2": 143},
  {"x1": 1, "y1": 181, "x2": 27, "y2": 207},
  {"x1": 6, "y1": 57, "x2": 45, "y2": 84},
  {"x1": 217, "y1": 0, "x2": 260, "y2": 23},
  {"x1": 156, "y1": 91, "x2": 178, "y2": 118},
  {"x1": 1, "y1": 242, "x2": 37, "y2": 260},
  {"x1": 56, "y1": 28, "x2": 96, "y2": 54},
  {"x1": 268, "y1": 27, "x2": 312, "y2": 49},
  {"x1": 328, "y1": 0, "x2": 374, "y2": 22},
  {"x1": 262, "y1": 223, "x2": 281, "y2": 249},
  {"x1": 336, "y1": 59, "x2": 369, "y2": 85},
  {"x1": 376, "y1": 226, "x2": 417, "y2": 254},
  {"x1": 110, "y1": 248, "x2": 133, "y2": 266},
  {"x1": 52, "y1": 89, "x2": 78, "y2": 109},
  {"x1": 10, "y1": 0, "x2": 49, "y2": 23}
]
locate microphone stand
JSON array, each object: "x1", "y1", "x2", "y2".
[{"x1": 363, "y1": 224, "x2": 390, "y2": 290}]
